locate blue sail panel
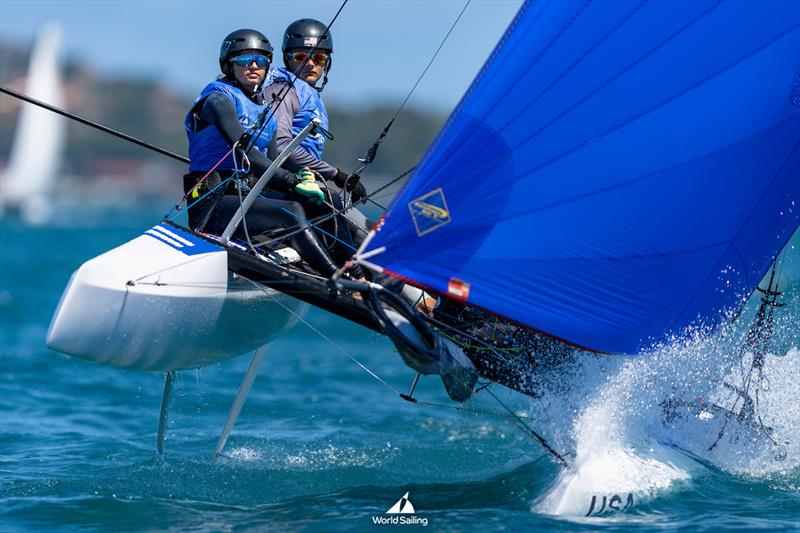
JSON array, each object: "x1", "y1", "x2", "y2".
[{"x1": 364, "y1": 1, "x2": 800, "y2": 354}]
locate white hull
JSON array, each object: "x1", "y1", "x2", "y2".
[{"x1": 47, "y1": 224, "x2": 306, "y2": 371}]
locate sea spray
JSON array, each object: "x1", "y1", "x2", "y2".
[{"x1": 530, "y1": 283, "x2": 799, "y2": 516}]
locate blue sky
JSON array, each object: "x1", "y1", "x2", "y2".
[{"x1": 0, "y1": 0, "x2": 522, "y2": 111}]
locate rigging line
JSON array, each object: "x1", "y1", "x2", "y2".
[
  {"x1": 389, "y1": 0, "x2": 471, "y2": 130},
  {"x1": 236, "y1": 178, "x2": 261, "y2": 256},
  {"x1": 412, "y1": 385, "x2": 570, "y2": 466},
  {"x1": 128, "y1": 253, "x2": 214, "y2": 284},
  {"x1": 0, "y1": 85, "x2": 189, "y2": 163},
  {"x1": 255, "y1": 190, "x2": 357, "y2": 251},
  {"x1": 249, "y1": 166, "x2": 417, "y2": 249},
  {"x1": 485, "y1": 388, "x2": 570, "y2": 467},
  {"x1": 133, "y1": 282, "x2": 228, "y2": 289},
  {"x1": 368, "y1": 166, "x2": 417, "y2": 200},
  {"x1": 171, "y1": 115, "x2": 267, "y2": 217},
  {"x1": 425, "y1": 314, "x2": 518, "y2": 366},
  {"x1": 244, "y1": 0, "x2": 349, "y2": 156},
  {"x1": 166, "y1": 177, "x2": 235, "y2": 222},
  {"x1": 237, "y1": 273, "x2": 401, "y2": 394},
  {"x1": 225, "y1": 175, "x2": 357, "y2": 252},
  {"x1": 343, "y1": 1, "x2": 471, "y2": 202},
  {"x1": 238, "y1": 272, "x2": 566, "y2": 462}
]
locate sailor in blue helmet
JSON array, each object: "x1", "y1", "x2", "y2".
[
  {"x1": 265, "y1": 19, "x2": 369, "y2": 214},
  {"x1": 184, "y1": 29, "x2": 362, "y2": 279}
]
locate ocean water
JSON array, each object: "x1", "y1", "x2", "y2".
[{"x1": 1, "y1": 206, "x2": 798, "y2": 532}]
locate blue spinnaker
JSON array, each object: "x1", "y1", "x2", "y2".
[{"x1": 363, "y1": 0, "x2": 800, "y2": 354}]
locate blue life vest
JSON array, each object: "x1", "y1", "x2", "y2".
[
  {"x1": 184, "y1": 80, "x2": 276, "y2": 172},
  {"x1": 266, "y1": 67, "x2": 329, "y2": 159}
]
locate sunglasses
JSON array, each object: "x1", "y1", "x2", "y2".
[
  {"x1": 231, "y1": 53, "x2": 270, "y2": 69},
  {"x1": 286, "y1": 51, "x2": 330, "y2": 65}
]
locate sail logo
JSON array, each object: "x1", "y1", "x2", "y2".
[
  {"x1": 371, "y1": 492, "x2": 428, "y2": 526},
  {"x1": 144, "y1": 224, "x2": 222, "y2": 256},
  {"x1": 409, "y1": 188, "x2": 451, "y2": 237}
]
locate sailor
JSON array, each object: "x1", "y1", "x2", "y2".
[
  {"x1": 184, "y1": 29, "x2": 362, "y2": 279},
  {"x1": 264, "y1": 18, "x2": 368, "y2": 210},
  {"x1": 266, "y1": 20, "x2": 430, "y2": 310}
]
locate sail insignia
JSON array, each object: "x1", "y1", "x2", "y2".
[
  {"x1": 409, "y1": 188, "x2": 451, "y2": 236},
  {"x1": 362, "y1": 1, "x2": 800, "y2": 354}
]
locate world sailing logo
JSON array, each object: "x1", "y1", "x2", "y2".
[
  {"x1": 371, "y1": 492, "x2": 429, "y2": 526},
  {"x1": 409, "y1": 188, "x2": 450, "y2": 237}
]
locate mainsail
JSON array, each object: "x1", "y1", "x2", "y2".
[{"x1": 361, "y1": 1, "x2": 800, "y2": 354}]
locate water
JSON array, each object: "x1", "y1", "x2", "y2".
[{"x1": 2, "y1": 207, "x2": 798, "y2": 532}]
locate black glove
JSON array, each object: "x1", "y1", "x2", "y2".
[
  {"x1": 334, "y1": 169, "x2": 367, "y2": 203},
  {"x1": 349, "y1": 178, "x2": 367, "y2": 203}
]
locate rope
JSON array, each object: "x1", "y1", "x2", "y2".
[
  {"x1": 244, "y1": 0, "x2": 349, "y2": 157},
  {"x1": 708, "y1": 259, "x2": 785, "y2": 452},
  {"x1": 237, "y1": 273, "x2": 401, "y2": 394},
  {"x1": 248, "y1": 166, "x2": 417, "y2": 249},
  {"x1": 234, "y1": 271, "x2": 569, "y2": 466},
  {"x1": 343, "y1": 0, "x2": 472, "y2": 205},
  {"x1": 167, "y1": 0, "x2": 349, "y2": 220},
  {"x1": 0, "y1": 85, "x2": 188, "y2": 163},
  {"x1": 485, "y1": 388, "x2": 569, "y2": 467}
]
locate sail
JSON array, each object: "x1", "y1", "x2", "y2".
[
  {"x1": 361, "y1": 1, "x2": 800, "y2": 354},
  {"x1": 2, "y1": 23, "x2": 66, "y2": 217}
]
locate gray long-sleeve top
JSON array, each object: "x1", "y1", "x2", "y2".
[{"x1": 264, "y1": 81, "x2": 338, "y2": 180}]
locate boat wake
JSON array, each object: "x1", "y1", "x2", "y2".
[{"x1": 529, "y1": 290, "x2": 799, "y2": 516}]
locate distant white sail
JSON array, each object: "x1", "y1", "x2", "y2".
[{"x1": 1, "y1": 23, "x2": 66, "y2": 222}]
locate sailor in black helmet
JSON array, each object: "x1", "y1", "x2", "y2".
[
  {"x1": 265, "y1": 18, "x2": 369, "y2": 210},
  {"x1": 184, "y1": 29, "x2": 362, "y2": 279}
]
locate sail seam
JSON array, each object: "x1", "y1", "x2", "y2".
[
  {"x1": 447, "y1": 0, "x2": 647, "y2": 179},
  {"x1": 665, "y1": 136, "x2": 800, "y2": 334},
  {"x1": 413, "y1": 0, "x2": 720, "y2": 188},
  {"x1": 378, "y1": 0, "x2": 544, "y2": 213},
  {"x1": 506, "y1": 17, "x2": 799, "y2": 185},
  {"x1": 496, "y1": 114, "x2": 800, "y2": 223}
]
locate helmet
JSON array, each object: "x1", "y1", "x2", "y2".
[
  {"x1": 282, "y1": 19, "x2": 333, "y2": 90},
  {"x1": 282, "y1": 18, "x2": 333, "y2": 53},
  {"x1": 219, "y1": 29, "x2": 274, "y2": 74}
]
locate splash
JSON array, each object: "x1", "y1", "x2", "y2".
[
  {"x1": 532, "y1": 278, "x2": 799, "y2": 516},
  {"x1": 226, "y1": 447, "x2": 263, "y2": 462}
]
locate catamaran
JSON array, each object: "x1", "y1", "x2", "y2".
[{"x1": 3, "y1": 0, "x2": 797, "y2": 496}]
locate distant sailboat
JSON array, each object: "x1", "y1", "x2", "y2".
[{"x1": 1, "y1": 23, "x2": 66, "y2": 224}]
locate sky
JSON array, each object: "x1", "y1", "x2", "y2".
[{"x1": 0, "y1": 0, "x2": 523, "y2": 111}]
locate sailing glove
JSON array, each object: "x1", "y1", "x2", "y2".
[
  {"x1": 334, "y1": 169, "x2": 368, "y2": 203},
  {"x1": 293, "y1": 168, "x2": 325, "y2": 205}
]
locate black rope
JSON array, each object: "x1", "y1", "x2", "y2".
[
  {"x1": 0, "y1": 85, "x2": 190, "y2": 164},
  {"x1": 485, "y1": 388, "x2": 569, "y2": 467},
  {"x1": 344, "y1": 0, "x2": 472, "y2": 202},
  {"x1": 243, "y1": 0, "x2": 349, "y2": 157},
  {"x1": 708, "y1": 260, "x2": 785, "y2": 452},
  {"x1": 250, "y1": 165, "x2": 416, "y2": 250}
]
